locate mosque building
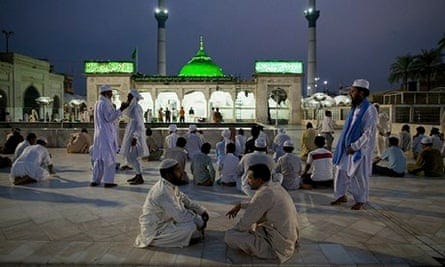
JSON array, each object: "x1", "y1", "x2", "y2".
[{"x1": 85, "y1": 37, "x2": 304, "y2": 125}]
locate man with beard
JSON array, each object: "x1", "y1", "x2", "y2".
[
  {"x1": 331, "y1": 79, "x2": 377, "y2": 210},
  {"x1": 121, "y1": 89, "x2": 150, "y2": 185},
  {"x1": 225, "y1": 164, "x2": 300, "y2": 263},
  {"x1": 90, "y1": 84, "x2": 129, "y2": 188},
  {"x1": 134, "y1": 159, "x2": 209, "y2": 248}
]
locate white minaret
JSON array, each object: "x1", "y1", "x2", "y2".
[
  {"x1": 155, "y1": 0, "x2": 168, "y2": 76},
  {"x1": 304, "y1": 0, "x2": 320, "y2": 96}
]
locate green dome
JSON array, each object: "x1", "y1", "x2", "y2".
[{"x1": 178, "y1": 37, "x2": 225, "y2": 77}]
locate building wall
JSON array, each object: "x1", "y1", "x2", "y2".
[
  {"x1": 86, "y1": 75, "x2": 303, "y2": 125},
  {"x1": 86, "y1": 75, "x2": 132, "y2": 109},
  {"x1": 0, "y1": 53, "x2": 64, "y2": 121}
]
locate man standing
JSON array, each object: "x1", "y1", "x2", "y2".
[
  {"x1": 331, "y1": 79, "x2": 377, "y2": 210},
  {"x1": 135, "y1": 159, "x2": 209, "y2": 248},
  {"x1": 300, "y1": 122, "x2": 317, "y2": 160},
  {"x1": 90, "y1": 84, "x2": 129, "y2": 188},
  {"x1": 121, "y1": 89, "x2": 150, "y2": 185},
  {"x1": 225, "y1": 164, "x2": 299, "y2": 263},
  {"x1": 375, "y1": 103, "x2": 391, "y2": 157},
  {"x1": 317, "y1": 110, "x2": 337, "y2": 151}
]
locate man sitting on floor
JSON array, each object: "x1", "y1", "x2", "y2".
[
  {"x1": 217, "y1": 142, "x2": 239, "y2": 187},
  {"x1": 225, "y1": 164, "x2": 300, "y2": 263},
  {"x1": 274, "y1": 140, "x2": 302, "y2": 190},
  {"x1": 67, "y1": 128, "x2": 91, "y2": 153},
  {"x1": 301, "y1": 136, "x2": 333, "y2": 189},
  {"x1": 14, "y1": 132, "x2": 37, "y2": 161},
  {"x1": 408, "y1": 136, "x2": 444, "y2": 177},
  {"x1": 134, "y1": 159, "x2": 209, "y2": 248},
  {"x1": 10, "y1": 137, "x2": 55, "y2": 185},
  {"x1": 191, "y1": 143, "x2": 215, "y2": 186},
  {"x1": 372, "y1": 136, "x2": 406, "y2": 177}
]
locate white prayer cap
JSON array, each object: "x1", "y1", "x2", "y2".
[
  {"x1": 254, "y1": 137, "x2": 267, "y2": 148},
  {"x1": 129, "y1": 88, "x2": 143, "y2": 100},
  {"x1": 37, "y1": 136, "x2": 48, "y2": 144},
  {"x1": 278, "y1": 128, "x2": 285, "y2": 134},
  {"x1": 283, "y1": 140, "x2": 294, "y2": 147},
  {"x1": 100, "y1": 84, "x2": 113, "y2": 93},
  {"x1": 160, "y1": 159, "x2": 178, "y2": 170},
  {"x1": 421, "y1": 136, "x2": 433, "y2": 145},
  {"x1": 189, "y1": 124, "x2": 197, "y2": 132},
  {"x1": 352, "y1": 79, "x2": 370, "y2": 90},
  {"x1": 168, "y1": 124, "x2": 177, "y2": 132},
  {"x1": 221, "y1": 129, "x2": 231, "y2": 138}
]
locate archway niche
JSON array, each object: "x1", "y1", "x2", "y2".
[
  {"x1": 156, "y1": 92, "x2": 179, "y2": 122},
  {"x1": 235, "y1": 91, "x2": 256, "y2": 121},
  {"x1": 209, "y1": 91, "x2": 234, "y2": 121},
  {"x1": 182, "y1": 91, "x2": 206, "y2": 122},
  {"x1": 23, "y1": 86, "x2": 40, "y2": 120},
  {"x1": 268, "y1": 88, "x2": 289, "y2": 123},
  {"x1": 52, "y1": 95, "x2": 60, "y2": 122}
]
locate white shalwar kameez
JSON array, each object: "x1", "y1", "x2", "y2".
[
  {"x1": 14, "y1": 140, "x2": 31, "y2": 161},
  {"x1": 10, "y1": 144, "x2": 52, "y2": 182},
  {"x1": 376, "y1": 111, "x2": 390, "y2": 157},
  {"x1": 237, "y1": 151, "x2": 275, "y2": 196},
  {"x1": 121, "y1": 91, "x2": 150, "y2": 174},
  {"x1": 134, "y1": 178, "x2": 206, "y2": 248},
  {"x1": 272, "y1": 131, "x2": 291, "y2": 161},
  {"x1": 334, "y1": 102, "x2": 377, "y2": 203},
  {"x1": 185, "y1": 132, "x2": 203, "y2": 160},
  {"x1": 91, "y1": 95, "x2": 122, "y2": 184}
]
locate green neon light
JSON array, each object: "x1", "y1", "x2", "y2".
[
  {"x1": 255, "y1": 61, "x2": 303, "y2": 74},
  {"x1": 84, "y1": 61, "x2": 134, "y2": 74}
]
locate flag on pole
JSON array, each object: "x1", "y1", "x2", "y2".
[
  {"x1": 131, "y1": 48, "x2": 137, "y2": 60},
  {"x1": 131, "y1": 47, "x2": 138, "y2": 73}
]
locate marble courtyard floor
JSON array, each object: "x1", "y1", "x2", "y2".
[{"x1": 0, "y1": 148, "x2": 444, "y2": 266}]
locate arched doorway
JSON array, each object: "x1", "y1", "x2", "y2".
[
  {"x1": 209, "y1": 91, "x2": 234, "y2": 122},
  {"x1": 52, "y1": 95, "x2": 60, "y2": 121},
  {"x1": 235, "y1": 91, "x2": 256, "y2": 121},
  {"x1": 139, "y1": 92, "x2": 154, "y2": 122},
  {"x1": 156, "y1": 92, "x2": 179, "y2": 123},
  {"x1": 268, "y1": 88, "x2": 289, "y2": 124},
  {"x1": 23, "y1": 86, "x2": 41, "y2": 120},
  {"x1": 182, "y1": 91, "x2": 206, "y2": 122}
]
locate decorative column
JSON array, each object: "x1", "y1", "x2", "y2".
[
  {"x1": 155, "y1": 0, "x2": 168, "y2": 76},
  {"x1": 304, "y1": 0, "x2": 320, "y2": 96}
]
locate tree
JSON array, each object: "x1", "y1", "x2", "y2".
[
  {"x1": 413, "y1": 49, "x2": 443, "y2": 90},
  {"x1": 388, "y1": 54, "x2": 415, "y2": 90},
  {"x1": 438, "y1": 34, "x2": 445, "y2": 52}
]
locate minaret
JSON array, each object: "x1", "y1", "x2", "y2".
[
  {"x1": 155, "y1": 0, "x2": 168, "y2": 76},
  {"x1": 304, "y1": 0, "x2": 320, "y2": 96}
]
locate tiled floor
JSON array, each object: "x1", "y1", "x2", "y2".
[{"x1": 0, "y1": 143, "x2": 444, "y2": 266}]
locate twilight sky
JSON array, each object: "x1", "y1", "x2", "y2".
[{"x1": 1, "y1": 0, "x2": 444, "y2": 96}]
